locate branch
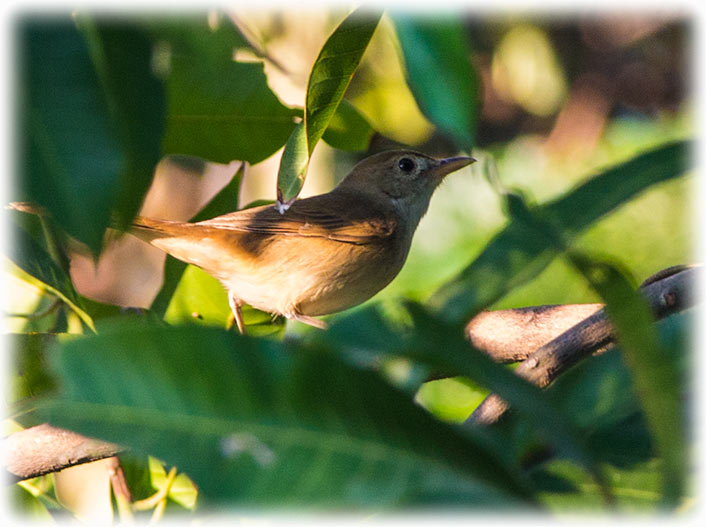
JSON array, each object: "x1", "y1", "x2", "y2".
[
  {"x1": 2, "y1": 424, "x2": 122, "y2": 481},
  {"x1": 466, "y1": 303, "x2": 604, "y2": 362},
  {"x1": 467, "y1": 265, "x2": 698, "y2": 426}
]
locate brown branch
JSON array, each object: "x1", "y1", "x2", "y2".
[
  {"x1": 467, "y1": 265, "x2": 698, "y2": 426},
  {"x1": 2, "y1": 424, "x2": 122, "y2": 481},
  {"x1": 466, "y1": 303, "x2": 604, "y2": 362}
]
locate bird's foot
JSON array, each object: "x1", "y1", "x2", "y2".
[{"x1": 227, "y1": 292, "x2": 246, "y2": 335}]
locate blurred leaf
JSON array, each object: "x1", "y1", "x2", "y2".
[
  {"x1": 163, "y1": 265, "x2": 230, "y2": 326},
  {"x1": 17, "y1": 18, "x2": 123, "y2": 253},
  {"x1": 150, "y1": 162, "x2": 243, "y2": 317},
  {"x1": 276, "y1": 9, "x2": 381, "y2": 207},
  {"x1": 322, "y1": 100, "x2": 374, "y2": 151},
  {"x1": 6, "y1": 217, "x2": 95, "y2": 332},
  {"x1": 532, "y1": 458, "x2": 663, "y2": 513},
  {"x1": 75, "y1": 16, "x2": 166, "y2": 231},
  {"x1": 163, "y1": 265, "x2": 285, "y2": 337},
  {"x1": 392, "y1": 16, "x2": 479, "y2": 151},
  {"x1": 41, "y1": 322, "x2": 533, "y2": 506},
  {"x1": 328, "y1": 304, "x2": 607, "y2": 493},
  {"x1": 156, "y1": 15, "x2": 298, "y2": 164},
  {"x1": 430, "y1": 141, "x2": 691, "y2": 324},
  {"x1": 568, "y1": 254, "x2": 685, "y2": 506},
  {"x1": 149, "y1": 458, "x2": 197, "y2": 510},
  {"x1": 9, "y1": 334, "x2": 58, "y2": 405}
]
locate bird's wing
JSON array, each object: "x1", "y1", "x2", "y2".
[{"x1": 196, "y1": 193, "x2": 397, "y2": 245}]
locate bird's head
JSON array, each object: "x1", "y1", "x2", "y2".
[{"x1": 338, "y1": 150, "x2": 475, "y2": 223}]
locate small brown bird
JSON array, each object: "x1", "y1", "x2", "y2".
[{"x1": 131, "y1": 150, "x2": 474, "y2": 333}]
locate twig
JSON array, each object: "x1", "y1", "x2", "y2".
[
  {"x1": 2, "y1": 424, "x2": 122, "y2": 481},
  {"x1": 108, "y1": 456, "x2": 134, "y2": 522},
  {"x1": 467, "y1": 265, "x2": 698, "y2": 426}
]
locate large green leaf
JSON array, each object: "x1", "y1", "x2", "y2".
[
  {"x1": 276, "y1": 9, "x2": 381, "y2": 208},
  {"x1": 392, "y1": 16, "x2": 479, "y2": 151},
  {"x1": 429, "y1": 141, "x2": 691, "y2": 324},
  {"x1": 17, "y1": 18, "x2": 122, "y2": 253},
  {"x1": 41, "y1": 323, "x2": 533, "y2": 506},
  {"x1": 325, "y1": 304, "x2": 608, "y2": 496},
  {"x1": 568, "y1": 254, "x2": 686, "y2": 507},
  {"x1": 75, "y1": 16, "x2": 166, "y2": 232},
  {"x1": 156, "y1": 15, "x2": 298, "y2": 164}
]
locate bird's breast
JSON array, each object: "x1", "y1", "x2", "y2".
[{"x1": 221, "y1": 234, "x2": 409, "y2": 318}]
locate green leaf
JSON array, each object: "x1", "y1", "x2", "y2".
[
  {"x1": 17, "y1": 18, "x2": 123, "y2": 253},
  {"x1": 148, "y1": 458, "x2": 197, "y2": 510},
  {"x1": 430, "y1": 141, "x2": 691, "y2": 324},
  {"x1": 275, "y1": 121, "x2": 308, "y2": 209},
  {"x1": 75, "y1": 17, "x2": 166, "y2": 232},
  {"x1": 392, "y1": 16, "x2": 479, "y2": 151},
  {"x1": 276, "y1": 9, "x2": 381, "y2": 207},
  {"x1": 156, "y1": 15, "x2": 298, "y2": 164},
  {"x1": 10, "y1": 333, "x2": 58, "y2": 406},
  {"x1": 568, "y1": 254, "x2": 686, "y2": 507},
  {"x1": 41, "y1": 322, "x2": 533, "y2": 506},
  {"x1": 6, "y1": 215, "x2": 95, "y2": 332},
  {"x1": 327, "y1": 304, "x2": 608, "y2": 494},
  {"x1": 322, "y1": 100, "x2": 375, "y2": 152},
  {"x1": 163, "y1": 264, "x2": 285, "y2": 337}
]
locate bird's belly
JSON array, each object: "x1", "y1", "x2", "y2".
[{"x1": 221, "y1": 240, "x2": 402, "y2": 317}]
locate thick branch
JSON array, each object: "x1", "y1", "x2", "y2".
[
  {"x1": 2, "y1": 424, "x2": 122, "y2": 481},
  {"x1": 466, "y1": 303, "x2": 604, "y2": 362},
  {"x1": 467, "y1": 265, "x2": 697, "y2": 426}
]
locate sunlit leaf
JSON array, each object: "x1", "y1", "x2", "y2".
[
  {"x1": 275, "y1": 121, "x2": 308, "y2": 210},
  {"x1": 42, "y1": 322, "x2": 534, "y2": 506},
  {"x1": 6, "y1": 216, "x2": 95, "y2": 332},
  {"x1": 276, "y1": 9, "x2": 381, "y2": 208},
  {"x1": 163, "y1": 265, "x2": 285, "y2": 337},
  {"x1": 430, "y1": 141, "x2": 691, "y2": 324},
  {"x1": 392, "y1": 15, "x2": 479, "y2": 151}
]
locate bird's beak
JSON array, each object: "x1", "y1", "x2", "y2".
[{"x1": 432, "y1": 156, "x2": 476, "y2": 179}]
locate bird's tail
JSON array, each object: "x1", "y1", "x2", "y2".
[
  {"x1": 129, "y1": 216, "x2": 187, "y2": 243},
  {"x1": 8, "y1": 201, "x2": 183, "y2": 245}
]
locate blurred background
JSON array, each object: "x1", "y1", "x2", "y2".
[{"x1": 6, "y1": 10, "x2": 692, "y2": 422}]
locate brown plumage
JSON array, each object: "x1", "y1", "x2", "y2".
[{"x1": 130, "y1": 150, "x2": 474, "y2": 332}]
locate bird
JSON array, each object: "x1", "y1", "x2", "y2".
[
  {"x1": 13, "y1": 150, "x2": 474, "y2": 333},
  {"x1": 130, "y1": 150, "x2": 474, "y2": 333}
]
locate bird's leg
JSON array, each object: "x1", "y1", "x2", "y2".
[
  {"x1": 288, "y1": 312, "x2": 328, "y2": 330},
  {"x1": 227, "y1": 292, "x2": 246, "y2": 335}
]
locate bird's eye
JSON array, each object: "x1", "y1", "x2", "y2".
[{"x1": 398, "y1": 157, "x2": 416, "y2": 172}]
